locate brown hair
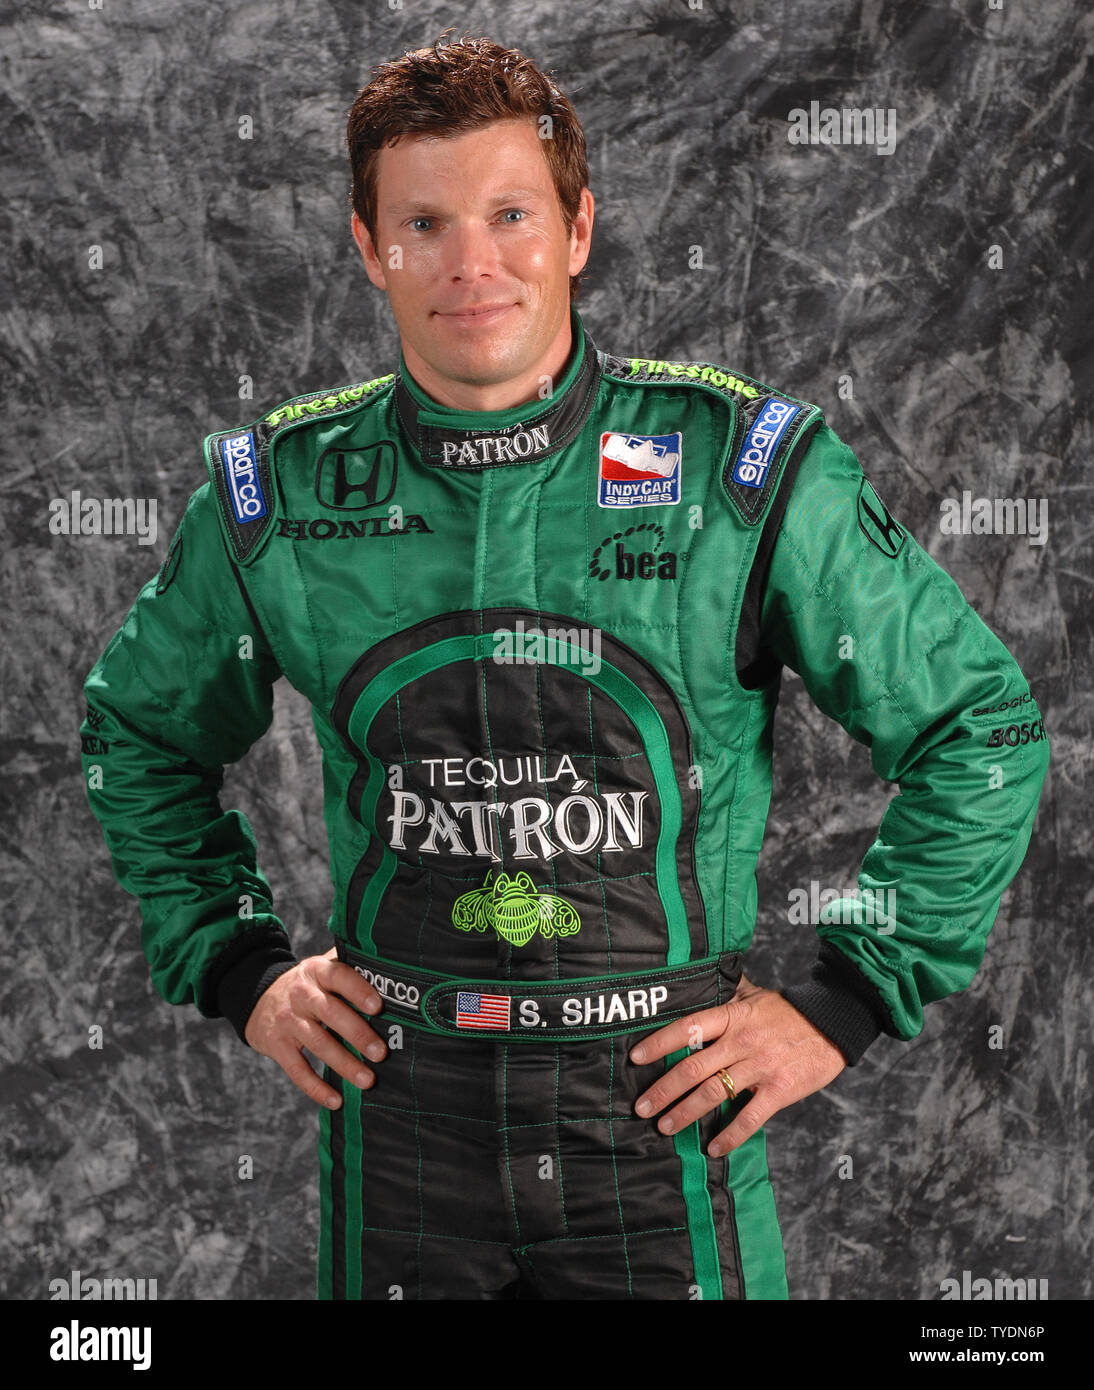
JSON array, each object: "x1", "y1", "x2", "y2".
[{"x1": 347, "y1": 31, "x2": 590, "y2": 298}]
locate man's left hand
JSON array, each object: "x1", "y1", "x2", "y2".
[{"x1": 629, "y1": 974, "x2": 846, "y2": 1156}]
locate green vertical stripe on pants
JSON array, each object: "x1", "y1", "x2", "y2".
[
  {"x1": 728, "y1": 1130, "x2": 788, "y2": 1299},
  {"x1": 668, "y1": 1047, "x2": 724, "y2": 1301}
]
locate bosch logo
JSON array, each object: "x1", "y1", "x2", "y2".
[
  {"x1": 986, "y1": 720, "x2": 1046, "y2": 749},
  {"x1": 220, "y1": 433, "x2": 267, "y2": 524}
]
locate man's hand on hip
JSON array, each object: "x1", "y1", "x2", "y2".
[
  {"x1": 244, "y1": 948, "x2": 387, "y2": 1109},
  {"x1": 629, "y1": 974, "x2": 846, "y2": 1155}
]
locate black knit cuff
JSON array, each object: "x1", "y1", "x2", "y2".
[
  {"x1": 215, "y1": 944, "x2": 299, "y2": 1046},
  {"x1": 781, "y1": 943, "x2": 890, "y2": 1065}
]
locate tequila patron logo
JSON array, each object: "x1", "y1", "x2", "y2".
[
  {"x1": 385, "y1": 754, "x2": 648, "y2": 862},
  {"x1": 453, "y1": 870, "x2": 581, "y2": 946}
]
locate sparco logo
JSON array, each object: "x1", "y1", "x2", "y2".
[
  {"x1": 589, "y1": 522, "x2": 679, "y2": 581},
  {"x1": 732, "y1": 398, "x2": 799, "y2": 490},
  {"x1": 277, "y1": 514, "x2": 433, "y2": 540},
  {"x1": 353, "y1": 965, "x2": 420, "y2": 1008},
  {"x1": 972, "y1": 692, "x2": 1034, "y2": 718},
  {"x1": 441, "y1": 424, "x2": 550, "y2": 466},
  {"x1": 220, "y1": 432, "x2": 266, "y2": 523},
  {"x1": 986, "y1": 720, "x2": 1046, "y2": 748}
]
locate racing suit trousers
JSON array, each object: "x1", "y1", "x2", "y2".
[{"x1": 317, "y1": 1025, "x2": 787, "y2": 1301}]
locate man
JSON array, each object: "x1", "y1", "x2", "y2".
[{"x1": 81, "y1": 35, "x2": 1050, "y2": 1300}]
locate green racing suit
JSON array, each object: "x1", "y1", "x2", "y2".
[{"x1": 81, "y1": 306, "x2": 1050, "y2": 1299}]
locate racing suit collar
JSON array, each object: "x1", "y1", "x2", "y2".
[{"x1": 393, "y1": 305, "x2": 601, "y2": 469}]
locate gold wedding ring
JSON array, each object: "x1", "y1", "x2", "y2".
[{"x1": 716, "y1": 1068, "x2": 736, "y2": 1101}]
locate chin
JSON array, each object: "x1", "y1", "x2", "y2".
[{"x1": 442, "y1": 341, "x2": 524, "y2": 379}]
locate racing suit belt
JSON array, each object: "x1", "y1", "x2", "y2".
[{"x1": 335, "y1": 941, "x2": 743, "y2": 1041}]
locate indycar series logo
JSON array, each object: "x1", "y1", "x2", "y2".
[{"x1": 598, "y1": 431, "x2": 682, "y2": 508}]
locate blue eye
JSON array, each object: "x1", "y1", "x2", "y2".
[
  {"x1": 502, "y1": 209, "x2": 526, "y2": 222},
  {"x1": 410, "y1": 217, "x2": 432, "y2": 231}
]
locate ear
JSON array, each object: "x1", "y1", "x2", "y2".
[
  {"x1": 567, "y1": 187, "x2": 595, "y2": 278},
  {"x1": 352, "y1": 211, "x2": 388, "y2": 291}
]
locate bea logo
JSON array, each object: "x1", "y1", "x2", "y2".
[{"x1": 589, "y1": 523, "x2": 679, "y2": 581}]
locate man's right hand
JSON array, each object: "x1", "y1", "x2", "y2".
[{"x1": 244, "y1": 948, "x2": 386, "y2": 1109}]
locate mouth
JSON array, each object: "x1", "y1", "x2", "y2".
[{"x1": 435, "y1": 303, "x2": 516, "y2": 325}]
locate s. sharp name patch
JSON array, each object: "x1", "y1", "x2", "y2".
[{"x1": 731, "y1": 399, "x2": 799, "y2": 489}]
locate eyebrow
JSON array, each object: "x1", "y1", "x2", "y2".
[{"x1": 386, "y1": 188, "x2": 547, "y2": 214}]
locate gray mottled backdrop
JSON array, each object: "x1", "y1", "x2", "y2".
[{"x1": 3, "y1": 0, "x2": 1089, "y2": 1302}]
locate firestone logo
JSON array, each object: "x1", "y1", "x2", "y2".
[
  {"x1": 626, "y1": 359, "x2": 761, "y2": 399},
  {"x1": 264, "y1": 375, "x2": 393, "y2": 427}
]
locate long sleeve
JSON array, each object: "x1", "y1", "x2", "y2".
[
  {"x1": 81, "y1": 480, "x2": 296, "y2": 1041},
  {"x1": 759, "y1": 424, "x2": 1050, "y2": 1062}
]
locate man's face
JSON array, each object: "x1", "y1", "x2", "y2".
[{"x1": 353, "y1": 118, "x2": 593, "y2": 394}]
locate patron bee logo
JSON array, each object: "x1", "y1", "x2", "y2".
[
  {"x1": 589, "y1": 522, "x2": 679, "y2": 580},
  {"x1": 315, "y1": 442, "x2": 398, "y2": 510},
  {"x1": 731, "y1": 398, "x2": 799, "y2": 490},
  {"x1": 452, "y1": 870, "x2": 581, "y2": 947},
  {"x1": 219, "y1": 432, "x2": 267, "y2": 524},
  {"x1": 598, "y1": 431, "x2": 682, "y2": 507}
]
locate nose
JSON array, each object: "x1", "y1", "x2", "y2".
[{"x1": 444, "y1": 217, "x2": 502, "y2": 283}]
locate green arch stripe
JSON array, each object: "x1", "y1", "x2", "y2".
[{"x1": 343, "y1": 631, "x2": 692, "y2": 965}]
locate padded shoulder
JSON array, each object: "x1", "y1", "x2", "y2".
[
  {"x1": 597, "y1": 350, "x2": 824, "y2": 528},
  {"x1": 203, "y1": 372, "x2": 394, "y2": 565}
]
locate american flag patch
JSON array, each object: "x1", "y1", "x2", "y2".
[{"x1": 455, "y1": 992, "x2": 511, "y2": 1030}]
